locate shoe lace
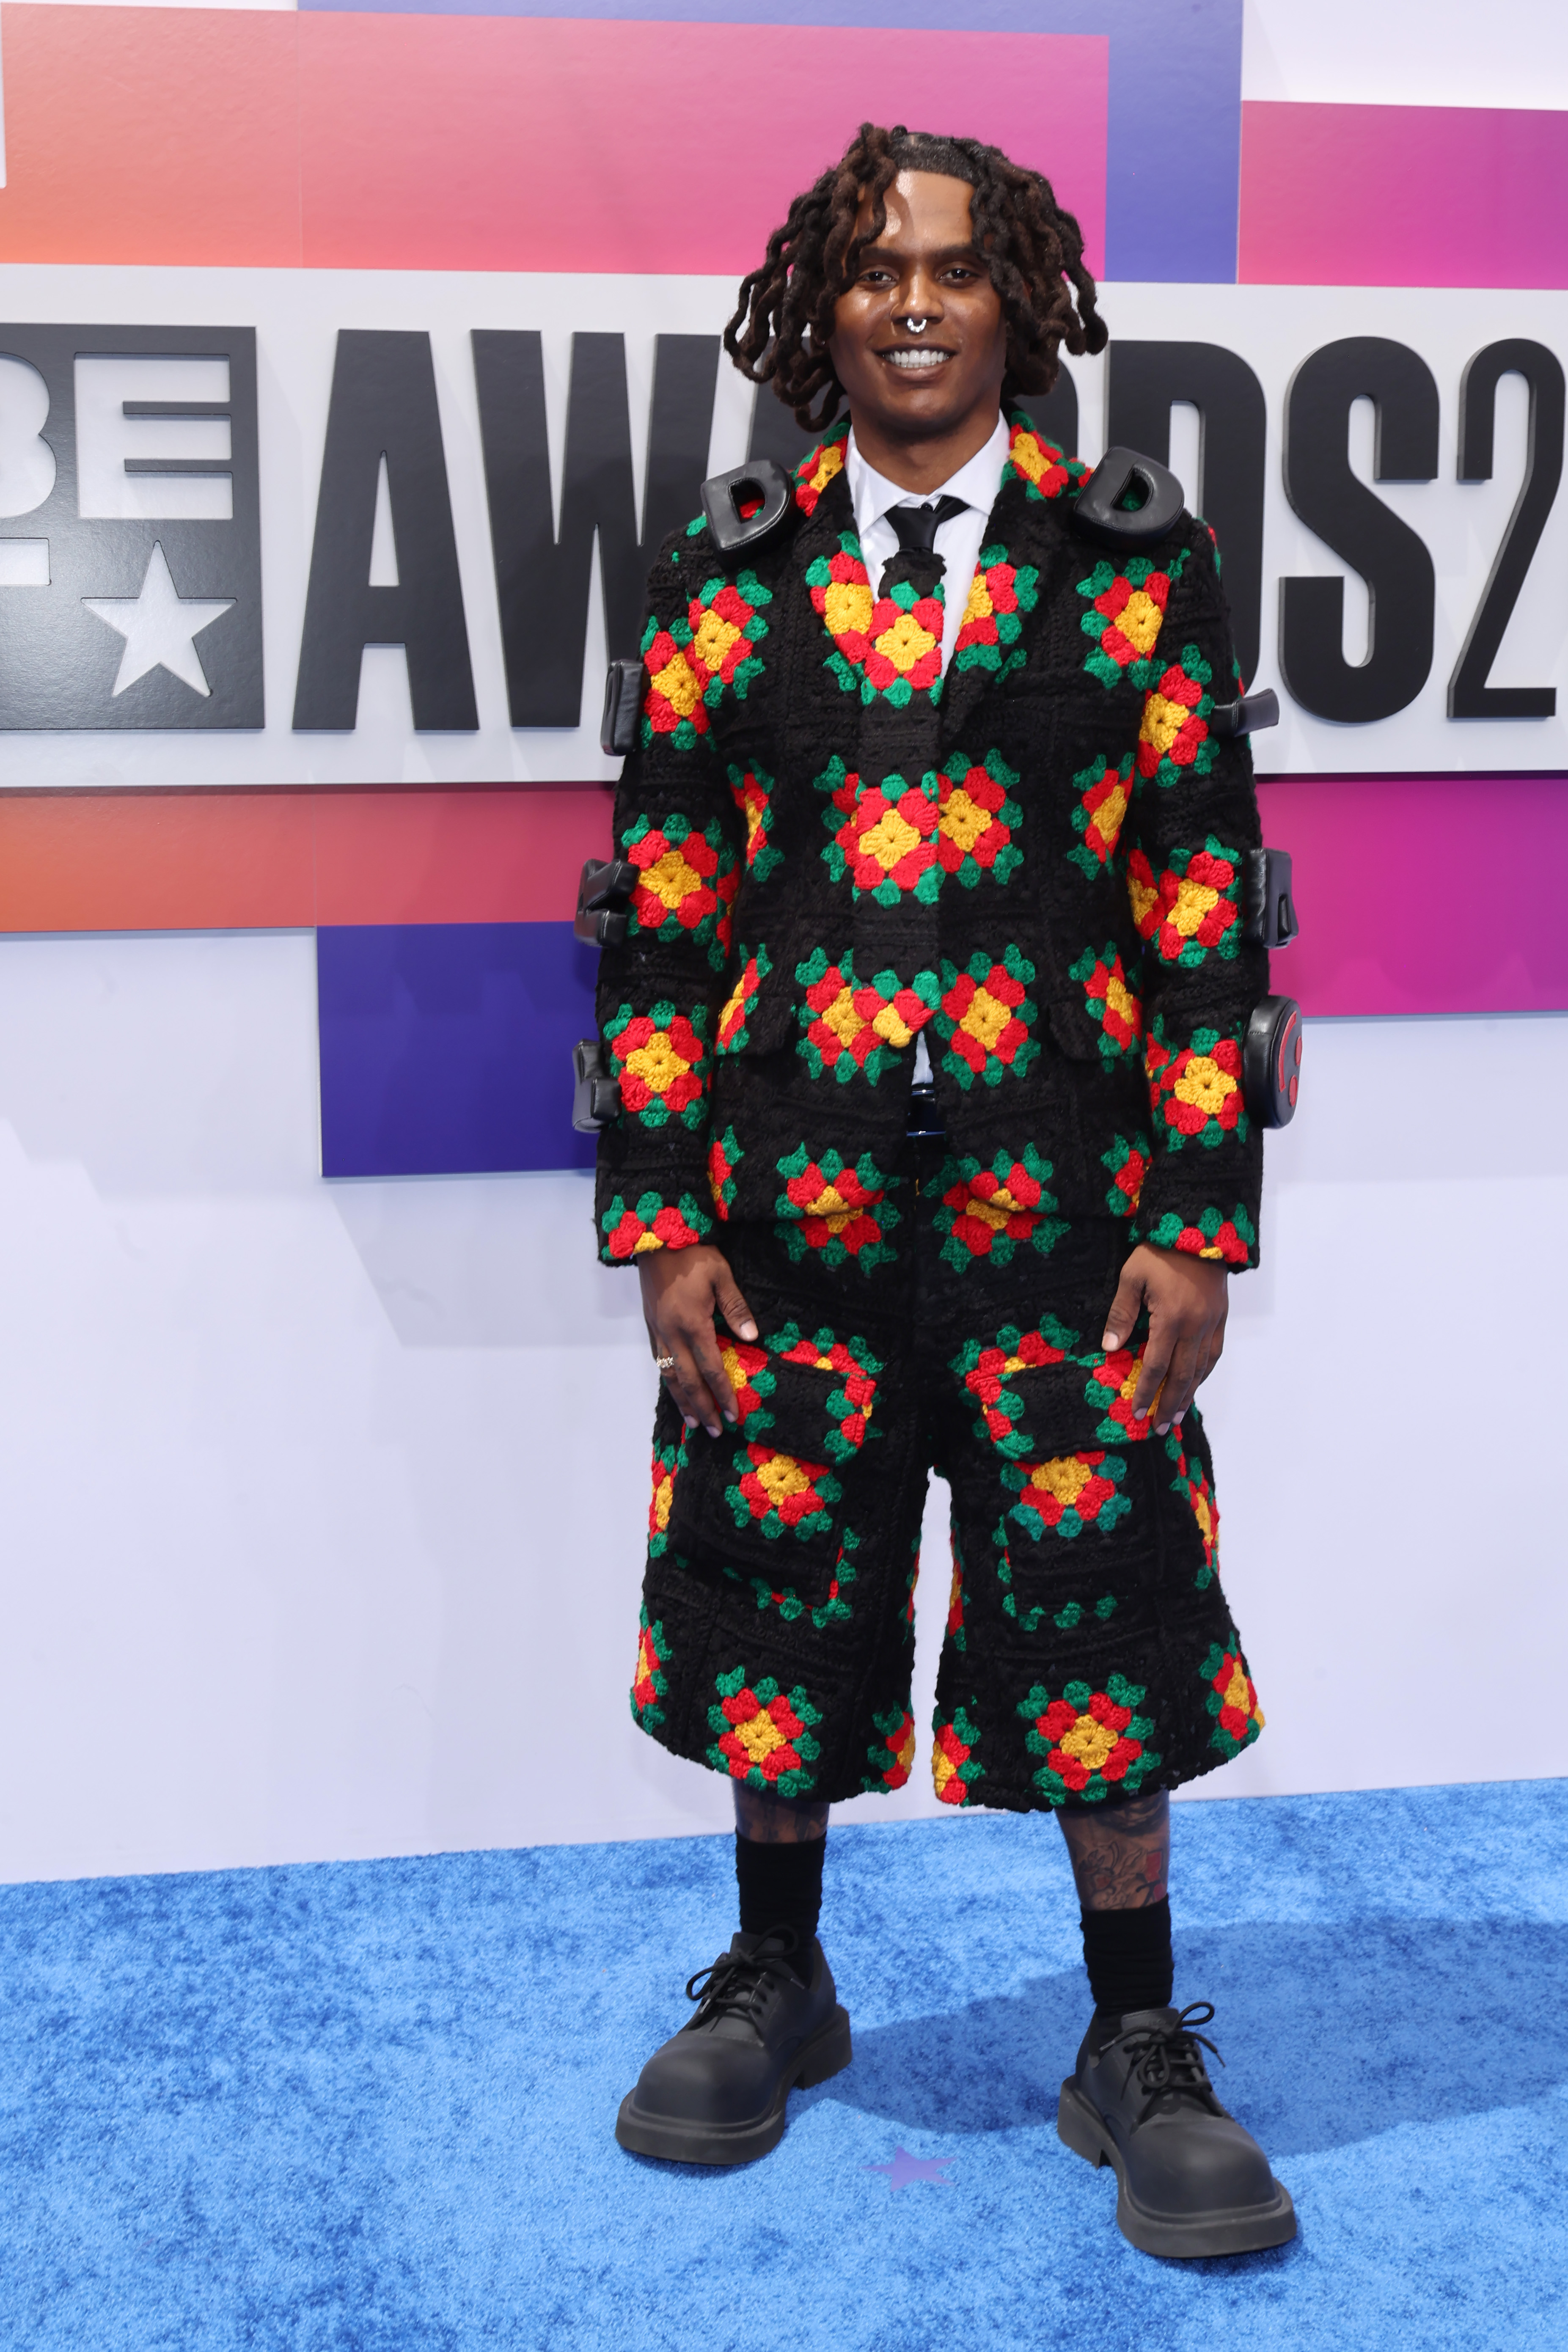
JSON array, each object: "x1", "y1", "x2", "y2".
[
  {"x1": 684, "y1": 1928, "x2": 801, "y2": 2026},
  {"x1": 1118, "y1": 2001, "x2": 1227, "y2": 2126}
]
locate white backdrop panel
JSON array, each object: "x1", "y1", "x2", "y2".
[
  {"x1": 0, "y1": 266, "x2": 1564, "y2": 781},
  {"x1": 0, "y1": 932, "x2": 1561, "y2": 1883}
]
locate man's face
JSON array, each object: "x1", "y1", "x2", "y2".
[{"x1": 827, "y1": 170, "x2": 1007, "y2": 445}]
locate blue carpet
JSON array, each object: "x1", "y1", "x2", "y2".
[{"x1": 3, "y1": 1781, "x2": 1566, "y2": 2351}]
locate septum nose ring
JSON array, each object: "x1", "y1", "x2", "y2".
[{"x1": 901, "y1": 316, "x2": 930, "y2": 334}]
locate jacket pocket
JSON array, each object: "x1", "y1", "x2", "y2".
[{"x1": 665, "y1": 1337, "x2": 879, "y2": 1599}]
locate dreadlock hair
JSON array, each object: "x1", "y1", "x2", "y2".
[{"x1": 724, "y1": 123, "x2": 1109, "y2": 434}]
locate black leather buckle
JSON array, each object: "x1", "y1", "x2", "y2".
[
  {"x1": 700, "y1": 458, "x2": 792, "y2": 556},
  {"x1": 571, "y1": 1037, "x2": 622, "y2": 1133},
  {"x1": 1210, "y1": 688, "x2": 1280, "y2": 738},
  {"x1": 574, "y1": 856, "x2": 637, "y2": 948},
  {"x1": 1242, "y1": 996, "x2": 1302, "y2": 1128},
  {"x1": 600, "y1": 658, "x2": 642, "y2": 757},
  {"x1": 906, "y1": 1080, "x2": 943, "y2": 1141},
  {"x1": 1072, "y1": 446, "x2": 1186, "y2": 551},
  {"x1": 1241, "y1": 848, "x2": 1299, "y2": 949}
]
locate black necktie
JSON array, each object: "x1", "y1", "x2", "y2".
[{"x1": 881, "y1": 493, "x2": 968, "y2": 599}]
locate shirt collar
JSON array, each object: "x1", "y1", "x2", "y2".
[{"x1": 846, "y1": 412, "x2": 1011, "y2": 541}]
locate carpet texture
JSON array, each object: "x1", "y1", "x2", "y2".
[{"x1": 2, "y1": 1780, "x2": 1565, "y2": 2350}]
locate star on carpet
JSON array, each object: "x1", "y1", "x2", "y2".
[
  {"x1": 863, "y1": 2146, "x2": 955, "y2": 2190},
  {"x1": 84, "y1": 542, "x2": 234, "y2": 699}
]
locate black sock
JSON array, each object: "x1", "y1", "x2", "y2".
[
  {"x1": 1080, "y1": 1897, "x2": 1174, "y2": 2044},
  {"x1": 734, "y1": 1832, "x2": 826, "y2": 1956}
]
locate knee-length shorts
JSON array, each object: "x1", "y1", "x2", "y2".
[{"x1": 630, "y1": 1146, "x2": 1263, "y2": 1813}]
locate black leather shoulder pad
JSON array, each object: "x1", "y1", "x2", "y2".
[
  {"x1": 700, "y1": 459, "x2": 794, "y2": 556},
  {"x1": 1072, "y1": 445, "x2": 1187, "y2": 552}
]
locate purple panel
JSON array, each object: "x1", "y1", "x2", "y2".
[
  {"x1": 293, "y1": 0, "x2": 1244, "y2": 284},
  {"x1": 318, "y1": 921, "x2": 596, "y2": 1177}
]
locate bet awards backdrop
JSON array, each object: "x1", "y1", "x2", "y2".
[
  {"x1": 0, "y1": 272, "x2": 1564, "y2": 783},
  {"x1": 2, "y1": 0, "x2": 1568, "y2": 1884}
]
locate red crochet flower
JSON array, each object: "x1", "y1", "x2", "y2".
[
  {"x1": 828, "y1": 772, "x2": 940, "y2": 894},
  {"x1": 1138, "y1": 660, "x2": 1210, "y2": 779},
  {"x1": 808, "y1": 543, "x2": 876, "y2": 660},
  {"x1": 1007, "y1": 423, "x2": 1074, "y2": 501},
  {"x1": 641, "y1": 628, "x2": 707, "y2": 738},
  {"x1": 1033, "y1": 1688, "x2": 1143, "y2": 1794},
  {"x1": 1152, "y1": 1034, "x2": 1244, "y2": 1139},
  {"x1": 1069, "y1": 756, "x2": 1133, "y2": 874},
  {"x1": 716, "y1": 953, "x2": 766, "y2": 1052},
  {"x1": 864, "y1": 591, "x2": 944, "y2": 695},
  {"x1": 633, "y1": 1617, "x2": 667, "y2": 1714},
  {"x1": 735, "y1": 1445, "x2": 834, "y2": 1531},
  {"x1": 716, "y1": 1681, "x2": 810, "y2": 1783},
  {"x1": 1128, "y1": 846, "x2": 1240, "y2": 960},
  {"x1": 941, "y1": 1159, "x2": 1048, "y2": 1259},
  {"x1": 961, "y1": 1327, "x2": 1068, "y2": 1441},
  {"x1": 685, "y1": 579, "x2": 764, "y2": 695},
  {"x1": 602, "y1": 1194, "x2": 706, "y2": 1260},
  {"x1": 941, "y1": 958, "x2": 1033, "y2": 1078},
  {"x1": 937, "y1": 761, "x2": 1018, "y2": 878},
  {"x1": 1087, "y1": 565, "x2": 1172, "y2": 673},
  {"x1": 1209, "y1": 1647, "x2": 1260, "y2": 1745},
  {"x1": 627, "y1": 824, "x2": 720, "y2": 936},
  {"x1": 608, "y1": 1010, "x2": 706, "y2": 1120},
  {"x1": 793, "y1": 433, "x2": 847, "y2": 517},
  {"x1": 718, "y1": 1340, "x2": 770, "y2": 1424},
  {"x1": 932, "y1": 1711, "x2": 981, "y2": 1805}
]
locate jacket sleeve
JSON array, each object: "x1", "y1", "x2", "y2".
[
  {"x1": 592, "y1": 526, "x2": 744, "y2": 1267},
  {"x1": 1122, "y1": 520, "x2": 1269, "y2": 1270}
]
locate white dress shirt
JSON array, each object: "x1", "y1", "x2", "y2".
[
  {"x1": 845, "y1": 411, "x2": 1011, "y2": 677},
  {"x1": 845, "y1": 414, "x2": 1010, "y2": 1083}
]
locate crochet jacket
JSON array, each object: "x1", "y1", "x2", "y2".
[{"x1": 593, "y1": 415, "x2": 1268, "y2": 1274}]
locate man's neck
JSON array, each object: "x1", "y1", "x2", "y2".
[{"x1": 846, "y1": 404, "x2": 1004, "y2": 496}]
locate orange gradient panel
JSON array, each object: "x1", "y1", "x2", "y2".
[
  {"x1": 0, "y1": 3, "x2": 302, "y2": 267},
  {"x1": 0, "y1": 790, "x2": 316, "y2": 932},
  {"x1": 0, "y1": 787, "x2": 613, "y2": 933},
  {"x1": 312, "y1": 787, "x2": 613, "y2": 924}
]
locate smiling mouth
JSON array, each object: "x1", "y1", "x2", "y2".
[{"x1": 880, "y1": 347, "x2": 955, "y2": 372}]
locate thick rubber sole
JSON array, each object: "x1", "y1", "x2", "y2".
[
  {"x1": 1057, "y1": 2079, "x2": 1297, "y2": 2258},
  {"x1": 614, "y1": 2005, "x2": 853, "y2": 2167}
]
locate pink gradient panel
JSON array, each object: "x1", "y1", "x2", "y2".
[
  {"x1": 298, "y1": 14, "x2": 1106, "y2": 276},
  {"x1": 1238, "y1": 102, "x2": 1568, "y2": 289},
  {"x1": 1259, "y1": 775, "x2": 1568, "y2": 1015}
]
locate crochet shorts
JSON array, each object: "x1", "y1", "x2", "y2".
[{"x1": 631, "y1": 1146, "x2": 1264, "y2": 1813}]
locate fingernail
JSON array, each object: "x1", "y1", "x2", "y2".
[
  {"x1": 1156, "y1": 1421, "x2": 1169, "y2": 1435},
  {"x1": 707, "y1": 1423, "x2": 721, "y2": 1438},
  {"x1": 738, "y1": 1322, "x2": 758, "y2": 1341},
  {"x1": 1101, "y1": 1332, "x2": 1117, "y2": 1350},
  {"x1": 1134, "y1": 1406, "x2": 1147, "y2": 1420},
  {"x1": 723, "y1": 1410, "x2": 737, "y2": 1425},
  {"x1": 684, "y1": 1416, "x2": 698, "y2": 1430}
]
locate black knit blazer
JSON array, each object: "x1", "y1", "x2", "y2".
[{"x1": 593, "y1": 415, "x2": 1268, "y2": 1274}]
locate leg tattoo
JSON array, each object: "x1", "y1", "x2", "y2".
[
  {"x1": 734, "y1": 1786, "x2": 830, "y2": 1843},
  {"x1": 1058, "y1": 1788, "x2": 1169, "y2": 1910}
]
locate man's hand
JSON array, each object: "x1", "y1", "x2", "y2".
[
  {"x1": 1102, "y1": 1243, "x2": 1229, "y2": 1435},
  {"x1": 640, "y1": 1246, "x2": 758, "y2": 1439}
]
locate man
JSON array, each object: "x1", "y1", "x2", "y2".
[{"x1": 592, "y1": 122, "x2": 1292, "y2": 2257}]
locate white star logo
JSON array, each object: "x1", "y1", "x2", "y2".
[{"x1": 84, "y1": 542, "x2": 235, "y2": 699}]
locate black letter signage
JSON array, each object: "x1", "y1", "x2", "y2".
[
  {"x1": 293, "y1": 330, "x2": 477, "y2": 732},
  {"x1": 0, "y1": 324, "x2": 261, "y2": 729},
  {"x1": 1448, "y1": 338, "x2": 1563, "y2": 720},
  {"x1": 474, "y1": 331, "x2": 720, "y2": 728},
  {"x1": 1280, "y1": 337, "x2": 1439, "y2": 723}
]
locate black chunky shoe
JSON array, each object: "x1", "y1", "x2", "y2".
[
  {"x1": 1058, "y1": 2002, "x2": 1296, "y2": 2257},
  {"x1": 615, "y1": 1928, "x2": 852, "y2": 2165}
]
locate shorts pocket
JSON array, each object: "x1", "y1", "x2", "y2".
[
  {"x1": 665, "y1": 1337, "x2": 879, "y2": 1598},
  {"x1": 992, "y1": 1445, "x2": 1160, "y2": 1637}
]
